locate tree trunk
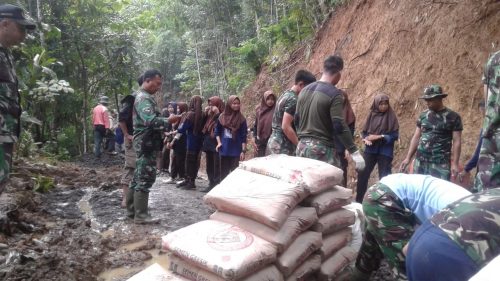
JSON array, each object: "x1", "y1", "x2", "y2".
[{"x1": 194, "y1": 37, "x2": 203, "y2": 97}]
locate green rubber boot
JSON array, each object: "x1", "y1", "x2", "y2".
[
  {"x1": 125, "y1": 188, "x2": 135, "y2": 219},
  {"x1": 133, "y1": 191, "x2": 159, "y2": 224}
]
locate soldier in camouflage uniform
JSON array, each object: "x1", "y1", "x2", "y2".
[
  {"x1": 352, "y1": 173, "x2": 471, "y2": 281},
  {"x1": 475, "y1": 50, "x2": 500, "y2": 192},
  {"x1": 406, "y1": 188, "x2": 499, "y2": 281},
  {"x1": 125, "y1": 69, "x2": 179, "y2": 224},
  {"x1": 400, "y1": 85, "x2": 463, "y2": 181},
  {"x1": 0, "y1": 5, "x2": 35, "y2": 194},
  {"x1": 266, "y1": 70, "x2": 316, "y2": 156},
  {"x1": 295, "y1": 55, "x2": 365, "y2": 171}
]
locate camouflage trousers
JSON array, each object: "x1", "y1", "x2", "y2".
[
  {"x1": 295, "y1": 138, "x2": 340, "y2": 168},
  {"x1": 355, "y1": 182, "x2": 416, "y2": 280},
  {"x1": 266, "y1": 131, "x2": 296, "y2": 156},
  {"x1": 413, "y1": 158, "x2": 450, "y2": 181},
  {"x1": 0, "y1": 143, "x2": 13, "y2": 194},
  {"x1": 474, "y1": 129, "x2": 500, "y2": 192},
  {"x1": 129, "y1": 138, "x2": 156, "y2": 193}
]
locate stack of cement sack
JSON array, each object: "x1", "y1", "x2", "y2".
[{"x1": 162, "y1": 154, "x2": 363, "y2": 281}]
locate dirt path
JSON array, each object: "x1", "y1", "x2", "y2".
[{"x1": 0, "y1": 155, "x2": 213, "y2": 281}]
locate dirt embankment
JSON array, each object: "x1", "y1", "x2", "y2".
[{"x1": 242, "y1": 0, "x2": 500, "y2": 171}]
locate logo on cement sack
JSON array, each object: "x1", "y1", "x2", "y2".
[{"x1": 207, "y1": 226, "x2": 254, "y2": 251}]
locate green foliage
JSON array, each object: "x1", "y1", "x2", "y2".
[
  {"x1": 17, "y1": 131, "x2": 38, "y2": 159},
  {"x1": 33, "y1": 174, "x2": 55, "y2": 193}
]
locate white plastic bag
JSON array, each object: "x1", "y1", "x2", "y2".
[
  {"x1": 210, "y1": 207, "x2": 318, "y2": 253},
  {"x1": 162, "y1": 220, "x2": 277, "y2": 280},
  {"x1": 204, "y1": 169, "x2": 309, "y2": 229},
  {"x1": 239, "y1": 154, "x2": 343, "y2": 194}
]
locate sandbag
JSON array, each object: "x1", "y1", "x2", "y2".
[
  {"x1": 319, "y1": 228, "x2": 352, "y2": 260},
  {"x1": 317, "y1": 246, "x2": 358, "y2": 281},
  {"x1": 239, "y1": 154, "x2": 343, "y2": 194},
  {"x1": 210, "y1": 207, "x2": 318, "y2": 253},
  {"x1": 169, "y1": 254, "x2": 284, "y2": 281},
  {"x1": 311, "y1": 209, "x2": 355, "y2": 235},
  {"x1": 277, "y1": 231, "x2": 323, "y2": 277},
  {"x1": 285, "y1": 254, "x2": 321, "y2": 281},
  {"x1": 204, "y1": 169, "x2": 309, "y2": 229},
  {"x1": 301, "y1": 186, "x2": 352, "y2": 215},
  {"x1": 162, "y1": 220, "x2": 277, "y2": 280}
]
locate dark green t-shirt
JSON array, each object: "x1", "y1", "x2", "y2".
[
  {"x1": 416, "y1": 107, "x2": 463, "y2": 163},
  {"x1": 295, "y1": 81, "x2": 357, "y2": 152}
]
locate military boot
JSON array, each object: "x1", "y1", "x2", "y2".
[
  {"x1": 133, "y1": 191, "x2": 160, "y2": 224},
  {"x1": 125, "y1": 188, "x2": 135, "y2": 219}
]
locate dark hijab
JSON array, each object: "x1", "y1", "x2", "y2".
[
  {"x1": 184, "y1": 95, "x2": 204, "y2": 136},
  {"x1": 363, "y1": 93, "x2": 399, "y2": 135},
  {"x1": 219, "y1": 95, "x2": 245, "y2": 137},
  {"x1": 202, "y1": 96, "x2": 224, "y2": 138},
  {"x1": 255, "y1": 90, "x2": 276, "y2": 140}
]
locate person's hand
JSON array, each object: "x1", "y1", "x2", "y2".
[
  {"x1": 402, "y1": 243, "x2": 409, "y2": 256},
  {"x1": 362, "y1": 138, "x2": 373, "y2": 146},
  {"x1": 351, "y1": 151, "x2": 365, "y2": 172},
  {"x1": 126, "y1": 134, "x2": 133, "y2": 142},
  {"x1": 458, "y1": 170, "x2": 470, "y2": 183},
  {"x1": 212, "y1": 106, "x2": 220, "y2": 114},
  {"x1": 168, "y1": 142, "x2": 174, "y2": 149},
  {"x1": 216, "y1": 143, "x2": 222, "y2": 152},
  {"x1": 167, "y1": 115, "x2": 181, "y2": 124},
  {"x1": 400, "y1": 158, "x2": 410, "y2": 173},
  {"x1": 240, "y1": 151, "x2": 245, "y2": 161},
  {"x1": 451, "y1": 163, "x2": 459, "y2": 180},
  {"x1": 344, "y1": 150, "x2": 350, "y2": 160}
]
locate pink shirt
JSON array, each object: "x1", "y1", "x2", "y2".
[{"x1": 92, "y1": 104, "x2": 110, "y2": 129}]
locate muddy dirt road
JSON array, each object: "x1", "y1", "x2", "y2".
[
  {"x1": 0, "y1": 155, "x2": 213, "y2": 281},
  {"x1": 0, "y1": 155, "x2": 393, "y2": 281}
]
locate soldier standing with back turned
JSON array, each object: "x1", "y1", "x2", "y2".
[{"x1": 0, "y1": 4, "x2": 36, "y2": 194}]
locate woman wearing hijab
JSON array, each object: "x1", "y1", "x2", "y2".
[
  {"x1": 356, "y1": 93, "x2": 399, "y2": 203},
  {"x1": 252, "y1": 90, "x2": 276, "y2": 157},
  {"x1": 166, "y1": 102, "x2": 188, "y2": 184},
  {"x1": 215, "y1": 95, "x2": 248, "y2": 181},
  {"x1": 201, "y1": 96, "x2": 224, "y2": 192},
  {"x1": 176, "y1": 96, "x2": 204, "y2": 189}
]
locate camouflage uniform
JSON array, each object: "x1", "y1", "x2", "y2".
[
  {"x1": 266, "y1": 90, "x2": 298, "y2": 156},
  {"x1": 415, "y1": 107, "x2": 463, "y2": 180},
  {"x1": 431, "y1": 188, "x2": 500, "y2": 269},
  {"x1": 354, "y1": 182, "x2": 414, "y2": 280},
  {"x1": 0, "y1": 44, "x2": 21, "y2": 193},
  {"x1": 475, "y1": 50, "x2": 500, "y2": 192},
  {"x1": 296, "y1": 138, "x2": 340, "y2": 169},
  {"x1": 130, "y1": 89, "x2": 169, "y2": 193}
]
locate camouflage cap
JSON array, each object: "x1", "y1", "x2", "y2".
[
  {"x1": 0, "y1": 4, "x2": 36, "y2": 30},
  {"x1": 98, "y1": 96, "x2": 109, "y2": 105},
  {"x1": 420, "y1": 84, "x2": 448, "y2": 99}
]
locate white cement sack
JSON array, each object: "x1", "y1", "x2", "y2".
[
  {"x1": 204, "y1": 169, "x2": 309, "y2": 229},
  {"x1": 317, "y1": 246, "x2": 358, "y2": 281},
  {"x1": 128, "y1": 263, "x2": 188, "y2": 281},
  {"x1": 169, "y1": 254, "x2": 284, "y2": 281},
  {"x1": 277, "y1": 231, "x2": 323, "y2": 277},
  {"x1": 311, "y1": 209, "x2": 355, "y2": 235},
  {"x1": 343, "y1": 202, "x2": 364, "y2": 252},
  {"x1": 301, "y1": 186, "x2": 352, "y2": 215},
  {"x1": 239, "y1": 154, "x2": 343, "y2": 194},
  {"x1": 210, "y1": 207, "x2": 318, "y2": 253},
  {"x1": 320, "y1": 228, "x2": 352, "y2": 260},
  {"x1": 162, "y1": 220, "x2": 277, "y2": 280},
  {"x1": 284, "y1": 254, "x2": 321, "y2": 281}
]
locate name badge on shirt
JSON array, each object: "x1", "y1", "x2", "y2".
[{"x1": 224, "y1": 128, "x2": 232, "y2": 139}]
